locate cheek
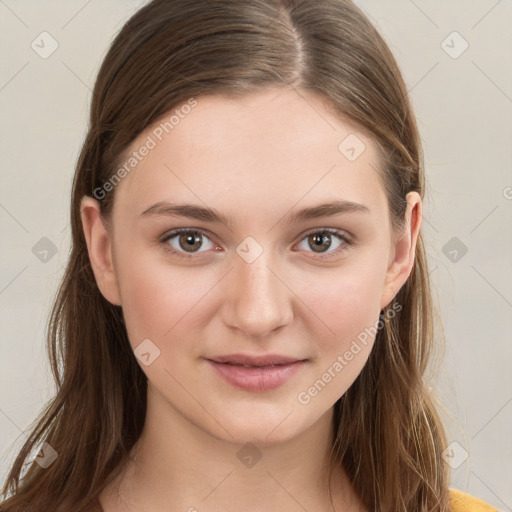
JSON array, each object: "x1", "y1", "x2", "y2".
[
  {"x1": 292, "y1": 265, "x2": 386, "y2": 407},
  {"x1": 115, "y1": 255, "x2": 216, "y2": 350},
  {"x1": 299, "y1": 260, "x2": 387, "y2": 350}
]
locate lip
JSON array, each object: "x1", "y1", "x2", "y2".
[
  {"x1": 208, "y1": 353, "x2": 304, "y2": 367},
  {"x1": 205, "y1": 354, "x2": 307, "y2": 392}
]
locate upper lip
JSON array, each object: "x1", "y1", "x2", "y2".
[{"x1": 207, "y1": 353, "x2": 306, "y2": 367}]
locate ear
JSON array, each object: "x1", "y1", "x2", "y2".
[
  {"x1": 380, "y1": 191, "x2": 422, "y2": 310},
  {"x1": 80, "y1": 196, "x2": 122, "y2": 306}
]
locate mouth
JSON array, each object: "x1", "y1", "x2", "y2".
[
  {"x1": 205, "y1": 354, "x2": 307, "y2": 392},
  {"x1": 208, "y1": 353, "x2": 306, "y2": 367},
  {"x1": 214, "y1": 362, "x2": 293, "y2": 369}
]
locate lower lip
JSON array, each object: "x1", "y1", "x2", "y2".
[{"x1": 206, "y1": 359, "x2": 306, "y2": 392}]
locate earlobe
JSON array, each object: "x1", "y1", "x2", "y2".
[
  {"x1": 380, "y1": 192, "x2": 422, "y2": 310},
  {"x1": 80, "y1": 196, "x2": 122, "y2": 306}
]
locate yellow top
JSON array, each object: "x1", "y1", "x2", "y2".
[
  {"x1": 450, "y1": 489, "x2": 498, "y2": 511},
  {"x1": 90, "y1": 489, "x2": 498, "y2": 511}
]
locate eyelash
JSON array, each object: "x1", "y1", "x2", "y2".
[{"x1": 159, "y1": 227, "x2": 353, "y2": 261}]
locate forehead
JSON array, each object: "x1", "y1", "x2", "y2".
[{"x1": 112, "y1": 87, "x2": 389, "y2": 224}]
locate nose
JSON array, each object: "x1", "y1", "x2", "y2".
[{"x1": 221, "y1": 250, "x2": 293, "y2": 339}]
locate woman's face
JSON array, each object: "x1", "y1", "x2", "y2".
[{"x1": 82, "y1": 87, "x2": 421, "y2": 445}]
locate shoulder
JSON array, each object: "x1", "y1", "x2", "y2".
[{"x1": 449, "y1": 488, "x2": 499, "y2": 512}]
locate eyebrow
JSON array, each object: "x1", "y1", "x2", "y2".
[{"x1": 139, "y1": 199, "x2": 370, "y2": 227}]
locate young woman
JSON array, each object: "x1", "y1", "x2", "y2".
[{"x1": 0, "y1": 0, "x2": 498, "y2": 511}]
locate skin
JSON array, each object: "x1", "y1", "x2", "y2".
[{"x1": 81, "y1": 87, "x2": 422, "y2": 511}]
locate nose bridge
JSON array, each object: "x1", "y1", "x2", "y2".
[{"x1": 223, "y1": 245, "x2": 292, "y2": 338}]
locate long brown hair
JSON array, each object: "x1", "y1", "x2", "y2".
[{"x1": 0, "y1": 0, "x2": 450, "y2": 510}]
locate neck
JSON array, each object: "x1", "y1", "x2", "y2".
[{"x1": 99, "y1": 387, "x2": 363, "y2": 512}]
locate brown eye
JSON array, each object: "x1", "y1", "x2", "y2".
[
  {"x1": 308, "y1": 233, "x2": 334, "y2": 253},
  {"x1": 178, "y1": 231, "x2": 204, "y2": 253},
  {"x1": 161, "y1": 229, "x2": 216, "y2": 259},
  {"x1": 296, "y1": 229, "x2": 352, "y2": 259}
]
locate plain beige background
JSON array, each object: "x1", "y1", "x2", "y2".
[{"x1": 0, "y1": 1, "x2": 511, "y2": 509}]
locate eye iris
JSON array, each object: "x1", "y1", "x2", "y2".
[
  {"x1": 179, "y1": 232, "x2": 202, "y2": 252},
  {"x1": 309, "y1": 233, "x2": 331, "y2": 253}
]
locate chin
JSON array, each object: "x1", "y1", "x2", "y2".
[
  {"x1": 223, "y1": 425, "x2": 296, "y2": 447},
  {"x1": 203, "y1": 405, "x2": 311, "y2": 447}
]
